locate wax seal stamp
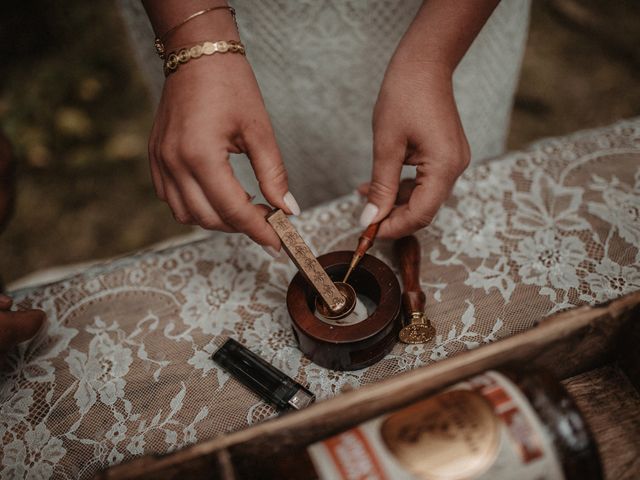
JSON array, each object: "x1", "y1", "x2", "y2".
[
  {"x1": 399, "y1": 312, "x2": 436, "y2": 344},
  {"x1": 394, "y1": 236, "x2": 436, "y2": 344}
]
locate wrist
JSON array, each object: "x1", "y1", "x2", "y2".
[
  {"x1": 385, "y1": 51, "x2": 454, "y2": 93},
  {"x1": 391, "y1": 27, "x2": 457, "y2": 77},
  {"x1": 163, "y1": 45, "x2": 250, "y2": 83},
  {"x1": 164, "y1": 11, "x2": 239, "y2": 52}
]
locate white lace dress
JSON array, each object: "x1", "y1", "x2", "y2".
[{"x1": 118, "y1": 0, "x2": 531, "y2": 208}]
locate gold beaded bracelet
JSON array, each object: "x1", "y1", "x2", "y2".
[
  {"x1": 163, "y1": 40, "x2": 246, "y2": 76},
  {"x1": 154, "y1": 6, "x2": 237, "y2": 59}
]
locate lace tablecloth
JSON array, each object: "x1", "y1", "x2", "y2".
[{"x1": 2, "y1": 119, "x2": 640, "y2": 478}]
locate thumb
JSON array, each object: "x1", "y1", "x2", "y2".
[
  {"x1": 0, "y1": 309, "x2": 46, "y2": 350},
  {"x1": 0, "y1": 294, "x2": 13, "y2": 310},
  {"x1": 246, "y1": 124, "x2": 300, "y2": 216},
  {"x1": 360, "y1": 134, "x2": 404, "y2": 227}
]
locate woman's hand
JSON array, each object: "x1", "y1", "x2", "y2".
[
  {"x1": 360, "y1": 60, "x2": 469, "y2": 238},
  {"x1": 0, "y1": 294, "x2": 46, "y2": 368},
  {"x1": 144, "y1": 0, "x2": 299, "y2": 255},
  {"x1": 359, "y1": 0, "x2": 499, "y2": 238},
  {"x1": 150, "y1": 55, "x2": 298, "y2": 253}
]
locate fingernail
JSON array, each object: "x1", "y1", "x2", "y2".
[
  {"x1": 283, "y1": 191, "x2": 301, "y2": 216},
  {"x1": 262, "y1": 245, "x2": 282, "y2": 258},
  {"x1": 359, "y1": 203, "x2": 379, "y2": 227}
]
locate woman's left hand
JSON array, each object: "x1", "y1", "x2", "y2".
[
  {"x1": 359, "y1": 58, "x2": 470, "y2": 238},
  {"x1": 359, "y1": 0, "x2": 500, "y2": 238}
]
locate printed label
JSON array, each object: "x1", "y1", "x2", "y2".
[
  {"x1": 469, "y1": 374, "x2": 543, "y2": 465},
  {"x1": 323, "y1": 428, "x2": 387, "y2": 480},
  {"x1": 307, "y1": 371, "x2": 565, "y2": 480},
  {"x1": 380, "y1": 389, "x2": 499, "y2": 479}
]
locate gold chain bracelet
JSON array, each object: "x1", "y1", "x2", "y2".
[
  {"x1": 163, "y1": 40, "x2": 246, "y2": 76},
  {"x1": 154, "y1": 6, "x2": 237, "y2": 59}
]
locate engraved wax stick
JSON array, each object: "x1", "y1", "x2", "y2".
[{"x1": 266, "y1": 209, "x2": 347, "y2": 314}]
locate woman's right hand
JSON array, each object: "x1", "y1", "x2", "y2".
[{"x1": 149, "y1": 40, "x2": 299, "y2": 255}]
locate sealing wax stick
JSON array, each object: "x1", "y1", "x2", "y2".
[
  {"x1": 342, "y1": 222, "x2": 380, "y2": 283},
  {"x1": 266, "y1": 209, "x2": 352, "y2": 316},
  {"x1": 394, "y1": 235, "x2": 435, "y2": 344}
]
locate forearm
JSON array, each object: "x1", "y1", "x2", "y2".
[
  {"x1": 395, "y1": 0, "x2": 500, "y2": 72},
  {"x1": 142, "y1": 0, "x2": 239, "y2": 51}
]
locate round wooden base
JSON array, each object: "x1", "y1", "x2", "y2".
[{"x1": 286, "y1": 251, "x2": 401, "y2": 371}]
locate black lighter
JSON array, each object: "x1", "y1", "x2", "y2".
[{"x1": 212, "y1": 338, "x2": 315, "y2": 411}]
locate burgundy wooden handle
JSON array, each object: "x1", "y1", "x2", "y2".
[
  {"x1": 394, "y1": 235, "x2": 425, "y2": 315},
  {"x1": 355, "y1": 222, "x2": 380, "y2": 257},
  {"x1": 361, "y1": 222, "x2": 380, "y2": 243}
]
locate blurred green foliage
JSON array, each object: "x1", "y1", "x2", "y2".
[
  {"x1": 0, "y1": 0, "x2": 190, "y2": 284},
  {"x1": 1, "y1": 0, "x2": 149, "y2": 169}
]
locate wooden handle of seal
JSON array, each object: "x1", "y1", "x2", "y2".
[{"x1": 394, "y1": 235, "x2": 425, "y2": 318}]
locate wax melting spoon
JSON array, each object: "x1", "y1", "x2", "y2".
[{"x1": 342, "y1": 222, "x2": 380, "y2": 284}]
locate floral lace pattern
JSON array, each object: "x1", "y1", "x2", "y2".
[{"x1": 2, "y1": 118, "x2": 640, "y2": 478}]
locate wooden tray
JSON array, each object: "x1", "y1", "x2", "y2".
[{"x1": 98, "y1": 291, "x2": 640, "y2": 480}]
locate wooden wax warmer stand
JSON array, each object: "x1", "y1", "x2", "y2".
[
  {"x1": 287, "y1": 250, "x2": 400, "y2": 370},
  {"x1": 267, "y1": 209, "x2": 429, "y2": 371}
]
